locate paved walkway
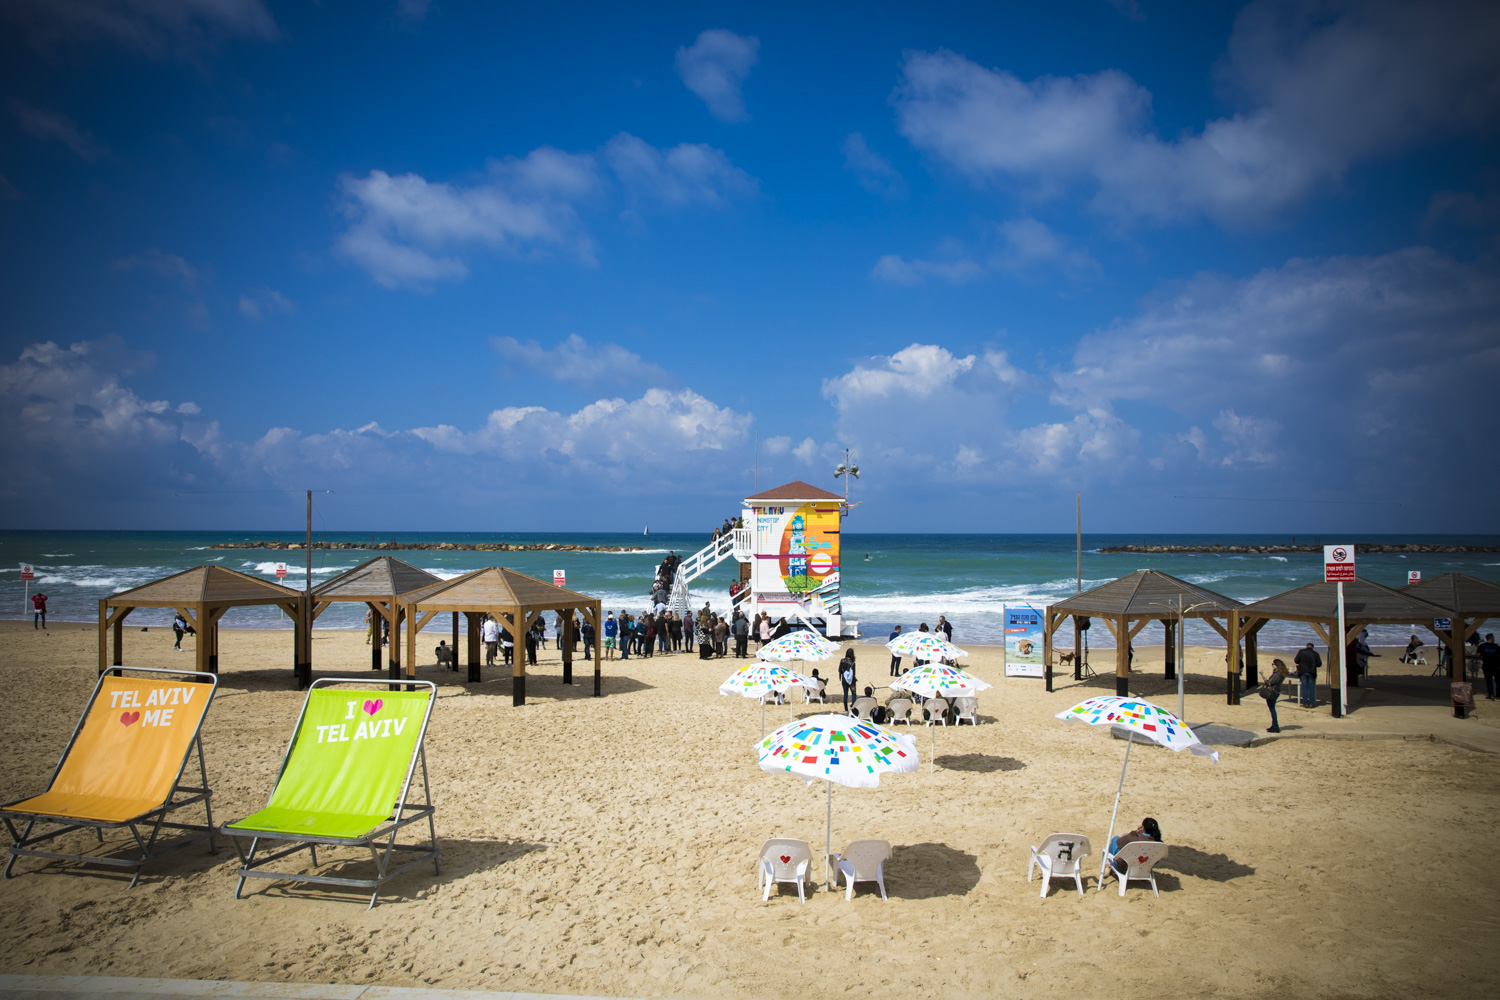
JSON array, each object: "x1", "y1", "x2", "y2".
[{"x1": 0, "y1": 976, "x2": 630, "y2": 1000}]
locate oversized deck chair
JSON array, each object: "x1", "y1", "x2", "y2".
[
  {"x1": 3, "y1": 667, "x2": 218, "y2": 887},
  {"x1": 221, "y1": 678, "x2": 438, "y2": 908}
]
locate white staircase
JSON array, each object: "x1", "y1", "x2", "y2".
[{"x1": 669, "y1": 529, "x2": 751, "y2": 614}]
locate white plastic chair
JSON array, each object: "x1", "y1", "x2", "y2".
[
  {"x1": 925, "y1": 697, "x2": 949, "y2": 726},
  {"x1": 953, "y1": 697, "x2": 978, "y2": 725},
  {"x1": 758, "y1": 838, "x2": 813, "y2": 902},
  {"x1": 1028, "y1": 833, "x2": 1091, "y2": 898},
  {"x1": 1102, "y1": 840, "x2": 1168, "y2": 897},
  {"x1": 805, "y1": 680, "x2": 827, "y2": 704},
  {"x1": 886, "y1": 698, "x2": 913, "y2": 724},
  {"x1": 852, "y1": 697, "x2": 877, "y2": 721},
  {"x1": 830, "y1": 839, "x2": 890, "y2": 900}
]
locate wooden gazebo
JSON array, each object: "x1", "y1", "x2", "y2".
[
  {"x1": 397, "y1": 567, "x2": 603, "y2": 705},
  {"x1": 312, "y1": 556, "x2": 443, "y2": 677},
  {"x1": 1232, "y1": 579, "x2": 1456, "y2": 717},
  {"x1": 98, "y1": 566, "x2": 306, "y2": 680},
  {"x1": 1400, "y1": 573, "x2": 1500, "y2": 678},
  {"x1": 1043, "y1": 570, "x2": 1242, "y2": 696}
]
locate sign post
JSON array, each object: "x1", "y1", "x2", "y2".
[
  {"x1": 1324, "y1": 545, "x2": 1355, "y2": 718},
  {"x1": 1407, "y1": 570, "x2": 1421, "y2": 586},
  {"x1": 275, "y1": 562, "x2": 288, "y2": 580},
  {"x1": 553, "y1": 570, "x2": 566, "y2": 588},
  {"x1": 19, "y1": 563, "x2": 34, "y2": 616}
]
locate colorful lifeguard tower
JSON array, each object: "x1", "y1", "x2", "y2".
[{"x1": 667, "y1": 480, "x2": 856, "y2": 638}]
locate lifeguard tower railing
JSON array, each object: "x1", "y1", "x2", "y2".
[{"x1": 668, "y1": 529, "x2": 751, "y2": 615}]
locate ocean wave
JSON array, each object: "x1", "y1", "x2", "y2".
[
  {"x1": 1269, "y1": 556, "x2": 1288, "y2": 562},
  {"x1": 243, "y1": 561, "x2": 357, "y2": 577},
  {"x1": 1183, "y1": 573, "x2": 1228, "y2": 585},
  {"x1": 41, "y1": 553, "x2": 74, "y2": 557}
]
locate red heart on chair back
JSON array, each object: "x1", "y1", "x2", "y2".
[
  {"x1": 779, "y1": 855, "x2": 791, "y2": 864},
  {"x1": 120, "y1": 711, "x2": 140, "y2": 727},
  {"x1": 1137, "y1": 855, "x2": 1149, "y2": 865}
]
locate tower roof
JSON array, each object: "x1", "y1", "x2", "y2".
[{"x1": 744, "y1": 480, "x2": 845, "y2": 503}]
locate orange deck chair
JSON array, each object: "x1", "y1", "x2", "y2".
[{"x1": 3, "y1": 667, "x2": 218, "y2": 887}]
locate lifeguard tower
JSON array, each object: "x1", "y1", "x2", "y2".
[{"x1": 666, "y1": 480, "x2": 856, "y2": 638}]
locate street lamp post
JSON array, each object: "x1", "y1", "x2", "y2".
[{"x1": 1150, "y1": 596, "x2": 1222, "y2": 720}]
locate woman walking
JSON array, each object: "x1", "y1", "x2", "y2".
[{"x1": 1257, "y1": 659, "x2": 1290, "y2": 733}]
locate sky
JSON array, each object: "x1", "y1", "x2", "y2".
[{"x1": 1, "y1": 0, "x2": 1498, "y2": 535}]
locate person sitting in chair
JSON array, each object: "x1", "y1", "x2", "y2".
[
  {"x1": 434, "y1": 641, "x2": 453, "y2": 668},
  {"x1": 1403, "y1": 634, "x2": 1425, "y2": 663},
  {"x1": 1108, "y1": 817, "x2": 1162, "y2": 872}
]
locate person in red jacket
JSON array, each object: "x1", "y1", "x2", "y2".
[{"x1": 31, "y1": 591, "x2": 47, "y2": 630}]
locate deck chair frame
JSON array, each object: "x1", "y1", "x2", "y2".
[
  {"x1": 222, "y1": 678, "x2": 439, "y2": 909},
  {"x1": 2, "y1": 666, "x2": 218, "y2": 888}
]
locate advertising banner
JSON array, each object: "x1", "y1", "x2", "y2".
[{"x1": 1004, "y1": 606, "x2": 1045, "y2": 677}]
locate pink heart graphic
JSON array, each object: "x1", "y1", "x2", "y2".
[
  {"x1": 120, "y1": 711, "x2": 140, "y2": 727},
  {"x1": 363, "y1": 699, "x2": 383, "y2": 716},
  {"x1": 1137, "y1": 855, "x2": 1149, "y2": 865},
  {"x1": 779, "y1": 855, "x2": 791, "y2": 864}
]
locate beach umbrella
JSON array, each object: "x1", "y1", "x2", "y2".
[
  {"x1": 891, "y1": 664, "x2": 991, "y2": 770},
  {"x1": 1054, "y1": 696, "x2": 1218, "y2": 886},
  {"x1": 756, "y1": 713, "x2": 918, "y2": 890},
  {"x1": 886, "y1": 631, "x2": 968, "y2": 663},
  {"x1": 720, "y1": 663, "x2": 821, "y2": 734},
  {"x1": 758, "y1": 630, "x2": 839, "y2": 662}
]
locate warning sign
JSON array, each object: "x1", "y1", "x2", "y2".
[
  {"x1": 1324, "y1": 545, "x2": 1355, "y2": 583},
  {"x1": 553, "y1": 570, "x2": 565, "y2": 587}
]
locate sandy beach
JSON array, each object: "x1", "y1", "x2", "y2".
[{"x1": 1, "y1": 620, "x2": 1497, "y2": 999}]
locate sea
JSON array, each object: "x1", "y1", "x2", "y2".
[{"x1": 3, "y1": 531, "x2": 1497, "y2": 652}]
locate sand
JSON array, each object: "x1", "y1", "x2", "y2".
[{"x1": 1, "y1": 620, "x2": 1497, "y2": 999}]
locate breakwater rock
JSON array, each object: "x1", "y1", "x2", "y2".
[
  {"x1": 209, "y1": 541, "x2": 646, "y2": 553},
  {"x1": 1097, "y1": 543, "x2": 1500, "y2": 555}
]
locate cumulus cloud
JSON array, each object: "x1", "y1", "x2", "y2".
[
  {"x1": 3, "y1": 0, "x2": 277, "y2": 58},
  {"x1": 335, "y1": 147, "x2": 602, "y2": 288},
  {"x1": 893, "y1": 2, "x2": 1500, "y2": 226},
  {"x1": 490, "y1": 334, "x2": 673, "y2": 388},
  {"x1": 604, "y1": 133, "x2": 757, "y2": 207},
  {"x1": 8, "y1": 100, "x2": 111, "y2": 161},
  {"x1": 871, "y1": 254, "x2": 983, "y2": 286},
  {"x1": 843, "y1": 133, "x2": 906, "y2": 200},
  {"x1": 992, "y1": 217, "x2": 1097, "y2": 274},
  {"x1": 675, "y1": 29, "x2": 759, "y2": 122},
  {"x1": 110, "y1": 248, "x2": 201, "y2": 287}
]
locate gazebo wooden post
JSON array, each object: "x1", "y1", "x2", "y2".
[
  {"x1": 513, "y1": 608, "x2": 535, "y2": 706},
  {"x1": 1073, "y1": 615, "x2": 1082, "y2": 681},
  {"x1": 97, "y1": 600, "x2": 108, "y2": 673},
  {"x1": 112, "y1": 612, "x2": 125, "y2": 668},
  {"x1": 1042, "y1": 607, "x2": 1055, "y2": 692},
  {"x1": 591, "y1": 603, "x2": 602, "y2": 697},
  {"x1": 466, "y1": 612, "x2": 481, "y2": 683},
  {"x1": 389, "y1": 604, "x2": 403, "y2": 680},
  {"x1": 1113, "y1": 616, "x2": 1129, "y2": 697},
  {"x1": 1227, "y1": 613, "x2": 1241, "y2": 705},
  {"x1": 450, "y1": 611, "x2": 460, "y2": 673},
  {"x1": 370, "y1": 603, "x2": 384, "y2": 671},
  {"x1": 194, "y1": 602, "x2": 211, "y2": 675},
  {"x1": 1163, "y1": 618, "x2": 1175, "y2": 681},
  {"x1": 561, "y1": 610, "x2": 574, "y2": 685},
  {"x1": 1244, "y1": 620, "x2": 1260, "y2": 687}
]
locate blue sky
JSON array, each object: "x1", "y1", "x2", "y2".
[{"x1": 1, "y1": 0, "x2": 1497, "y2": 534}]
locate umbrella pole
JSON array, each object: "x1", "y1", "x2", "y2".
[
  {"x1": 825, "y1": 779, "x2": 832, "y2": 892},
  {"x1": 1099, "y1": 731, "x2": 1133, "y2": 888},
  {"x1": 761, "y1": 698, "x2": 765, "y2": 738},
  {"x1": 931, "y1": 723, "x2": 936, "y2": 772}
]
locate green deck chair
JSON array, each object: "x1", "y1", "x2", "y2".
[{"x1": 222, "y1": 678, "x2": 438, "y2": 908}]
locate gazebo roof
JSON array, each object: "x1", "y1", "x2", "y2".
[
  {"x1": 1400, "y1": 572, "x2": 1500, "y2": 618},
  {"x1": 401, "y1": 566, "x2": 600, "y2": 612},
  {"x1": 744, "y1": 480, "x2": 844, "y2": 503},
  {"x1": 106, "y1": 564, "x2": 301, "y2": 608},
  {"x1": 313, "y1": 556, "x2": 441, "y2": 601},
  {"x1": 1048, "y1": 569, "x2": 1241, "y2": 618},
  {"x1": 1239, "y1": 577, "x2": 1454, "y2": 625}
]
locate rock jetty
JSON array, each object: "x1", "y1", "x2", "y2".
[
  {"x1": 209, "y1": 541, "x2": 646, "y2": 553},
  {"x1": 1097, "y1": 543, "x2": 1500, "y2": 555}
]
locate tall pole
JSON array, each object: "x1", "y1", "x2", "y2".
[
  {"x1": 1177, "y1": 596, "x2": 1185, "y2": 720},
  {"x1": 303, "y1": 489, "x2": 312, "y2": 689},
  {"x1": 1075, "y1": 493, "x2": 1082, "y2": 594},
  {"x1": 1336, "y1": 580, "x2": 1347, "y2": 718}
]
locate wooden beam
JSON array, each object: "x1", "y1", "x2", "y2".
[
  {"x1": 1073, "y1": 615, "x2": 1082, "y2": 682},
  {"x1": 466, "y1": 612, "x2": 481, "y2": 683},
  {"x1": 1308, "y1": 620, "x2": 1331, "y2": 646},
  {"x1": 1127, "y1": 618, "x2": 1150, "y2": 640},
  {"x1": 1042, "y1": 606, "x2": 1054, "y2": 692},
  {"x1": 113, "y1": 615, "x2": 124, "y2": 668},
  {"x1": 390, "y1": 604, "x2": 403, "y2": 680},
  {"x1": 561, "y1": 609, "x2": 574, "y2": 685},
  {"x1": 1115, "y1": 616, "x2": 1129, "y2": 696},
  {"x1": 1202, "y1": 617, "x2": 1230, "y2": 642},
  {"x1": 591, "y1": 603, "x2": 602, "y2": 697},
  {"x1": 195, "y1": 602, "x2": 212, "y2": 675},
  {"x1": 371, "y1": 602, "x2": 384, "y2": 672},
  {"x1": 406, "y1": 604, "x2": 419, "y2": 681},
  {"x1": 310, "y1": 600, "x2": 333, "y2": 621},
  {"x1": 451, "y1": 611, "x2": 460, "y2": 673},
  {"x1": 97, "y1": 600, "x2": 108, "y2": 674},
  {"x1": 1244, "y1": 627, "x2": 1259, "y2": 688},
  {"x1": 513, "y1": 607, "x2": 534, "y2": 706},
  {"x1": 1164, "y1": 618, "x2": 1175, "y2": 681},
  {"x1": 1227, "y1": 611, "x2": 1241, "y2": 705}
]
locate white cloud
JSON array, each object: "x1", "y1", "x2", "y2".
[
  {"x1": 675, "y1": 29, "x2": 759, "y2": 122},
  {"x1": 8, "y1": 100, "x2": 110, "y2": 161},
  {"x1": 396, "y1": 0, "x2": 430, "y2": 24},
  {"x1": 843, "y1": 133, "x2": 906, "y2": 200},
  {"x1": 1212, "y1": 410, "x2": 1279, "y2": 466},
  {"x1": 604, "y1": 133, "x2": 757, "y2": 207},
  {"x1": 335, "y1": 148, "x2": 602, "y2": 288},
  {"x1": 110, "y1": 248, "x2": 200, "y2": 287},
  {"x1": 238, "y1": 287, "x2": 295, "y2": 320},
  {"x1": 3, "y1": 0, "x2": 277, "y2": 58},
  {"x1": 992, "y1": 217, "x2": 1098, "y2": 274},
  {"x1": 871, "y1": 254, "x2": 983, "y2": 286},
  {"x1": 893, "y1": 2, "x2": 1500, "y2": 226},
  {"x1": 490, "y1": 334, "x2": 673, "y2": 388}
]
